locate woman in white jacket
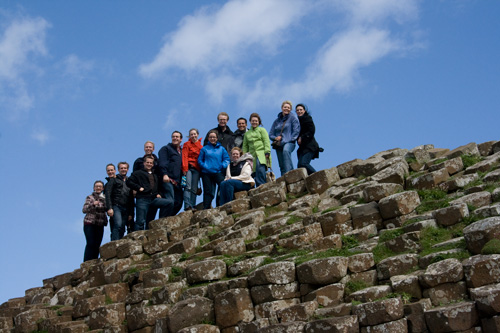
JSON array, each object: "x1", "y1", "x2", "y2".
[{"x1": 219, "y1": 147, "x2": 255, "y2": 205}]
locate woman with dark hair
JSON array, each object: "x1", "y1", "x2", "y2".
[
  {"x1": 220, "y1": 147, "x2": 255, "y2": 205},
  {"x1": 182, "y1": 128, "x2": 203, "y2": 211},
  {"x1": 82, "y1": 180, "x2": 108, "y2": 262},
  {"x1": 198, "y1": 130, "x2": 230, "y2": 209},
  {"x1": 296, "y1": 103, "x2": 321, "y2": 175},
  {"x1": 269, "y1": 100, "x2": 300, "y2": 176},
  {"x1": 243, "y1": 112, "x2": 272, "y2": 187}
]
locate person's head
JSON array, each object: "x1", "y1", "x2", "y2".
[
  {"x1": 93, "y1": 180, "x2": 104, "y2": 194},
  {"x1": 236, "y1": 117, "x2": 247, "y2": 132},
  {"x1": 249, "y1": 113, "x2": 262, "y2": 128},
  {"x1": 144, "y1": 141, "x2": 155, "y2": 155},
  {"x1": 143, "y1": 155, "x2": 155, "y2": 172},
  {"x1": 296, "y1": 103, "x2": 308, "y2": 117},
  {"x1": 217, "y1": 112, "x2": 229, "y2": 128},
  {"x1": 171, "y1": 131, "x2": 183, "y2": 146},
  {"x1": 106, "y1": 164, "x2": 116, "y2": 178},
  {"x1": 281, "y1": 100, "x2": 292, "y2": 115},
  {"x1": 231, "y1": 147, "x2": 242, "y2": 161},
  {"x1": 188, "y1": 128, "x2": 199, "y2": 143},
  {"x1": 208, "y1": 130, "x2": 218, "y2": 145},
  {"x1": 117, "y1": 162, "x2": 129, "y2": 176}
]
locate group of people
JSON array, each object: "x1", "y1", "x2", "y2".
[{"x1": 82, "y1": 101, "x2": 322, "y2": 261}]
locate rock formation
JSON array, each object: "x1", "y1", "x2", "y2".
[{"x1": 2, "y1": 140, "x2": 500, "y2": 332}]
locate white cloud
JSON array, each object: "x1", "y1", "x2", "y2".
[
  {"x1": 139, "y1": 0, "x2": 306, "y2": 77},
  {"x1": 0, "y1": 16, "x2": 50, "y2": 119},
  {"x1": 163, "y1": 108, "x2": 179, "y2": 131},
  {"x1": 139, "y1": 0, "x2": 420, "y2": 108},
  {"x1": 31, "y1": 127, "x2": 50, "y2": 145}
]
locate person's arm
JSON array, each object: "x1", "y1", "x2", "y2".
[
  {"x1": 221, "y1": 148, "x2": 230, "y2": 170},
  {"x1": 197, "y1": 148, "x2": 206, "y2": 171},
  {"x1": 268, "y1": 120, "x2": 277, "y2": 141},
  {"x1": 181, "y1": 142, "x2": 189, "y2": 174},
  {"x1": 158, "y1": 147, "x2": 170, "y2": 182},
  {"x1": 260, "y1": 128, "x2": 271, "y2": 155},
  {"x1": 290, "y1": 115, "x2": 301, "y2": 142},
  {"x1": 82, "y1": 195, "x2": 93, "y2": 214},
  {"x1": 242, "y1": 132, "x2": 249, "y2": 153},
  {"x1": 104, "y1": 178, "x2": 114, "y2": 212},
  {"x1": 126, "y1": 173, "x2": 142, "y2": 192},
  {"x1": 225, "y1": 165, "x2": 231, "y2": 180}
]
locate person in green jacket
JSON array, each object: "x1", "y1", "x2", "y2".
[{"x1": 242, "y1": 113, "x2": 272, "y2": 187}]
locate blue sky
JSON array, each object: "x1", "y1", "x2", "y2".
[{"x1": 1, "y1": 0, "x2": 499, "y2": 302}]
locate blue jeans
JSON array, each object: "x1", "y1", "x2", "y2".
[
  {"x1": 162, "y1": 181, "x2": 183, "y2": 216},
  {"x1": 220, "y1": 179, "x2": 252, "y2": 206},
  {"x1": 83, "y1": 224, "x2": 104, "y2": 262},
  {"x1": 111, "y1": 204, "x2": 128, "y2": 241},
  {"x1": 135, "y1": 196, "x2": 172, "y2": 231},
  {"x1": 183, "y1": 168, "x2": 200, "y2": 210},
  {"x1": 201, "y1": 172, "x2": 225, "y2": 209},
  {"x1": 254, "y1": 157, "x2": 267, "y2": 187},
  {"x1": 275, "y1": 142, "x2": 296, "y2": 176},
  {"x1": 298, "y1": 151, "x2": 316, "y2": 175}
]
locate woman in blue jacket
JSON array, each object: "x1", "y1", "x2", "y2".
[
  {"x1": 198, "y1": 130, "x2": 230, "y2": 209},
  {"x1": 269, "y1": 100, "x2": 300, "y2": 176}
]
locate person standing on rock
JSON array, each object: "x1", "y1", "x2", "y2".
[
  {"x1": 158, "y1": 131, "x2": 184, "y2": 217},
  {"x1": 269, "y1": 100, "x2": 300, "y2": 176},
  {"x1": 105, "y1": 162, "x2": 134, "y2": 240},
  {"x1": 296, "y1": 103, "x2": 321, "y2": 175},
  {"x1": 82, "y1": 180, "x2": 108, "y2": 262},
  {"x1": 242, "y1": 112, "x2": 271, "y2": 187},
  {"x1": 203, "y1": 112, "x2": 234, "y2": 153},
  {"x1": 127, "y1": 155, "x2": 172, "y2": 230}
]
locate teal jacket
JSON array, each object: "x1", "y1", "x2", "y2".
[{"x1": 242, "y1": 126, "x2": 272, "y2": 171}]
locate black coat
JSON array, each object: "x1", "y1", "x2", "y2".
[
  {"x1": 126, "y1": 169, "x2": 160, "y2": 199},
  {"x1": 158, "y1": 143, "x2": 182, "y2": 182},
  {"x1": 104, "y1": 174, "x2": 134, "y2": 216},
  {"x1": 297, "y1": 111, "x2": 320, "y2": 159}
]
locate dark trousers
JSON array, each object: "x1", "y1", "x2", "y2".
[
  {"x1": 201, "y1": 172, "x2": 225, "y2": 209},
  {"x1": 83, "y1": 224, "x2": 104, "y2": 262},
  {"x1": 163, "y1": 181, "x2": 183, "y2": 216},
  {"x1": 297, "y1": 151, "x2": 316, "y2": 175}
]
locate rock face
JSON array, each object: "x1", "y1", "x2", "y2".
[{"x1": 3, "y1": 140, "x2": 500, "y2": 332}]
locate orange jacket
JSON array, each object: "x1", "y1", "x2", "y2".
[{"x1": 182, "y1": 138, "x2": 203, "y2": 173}]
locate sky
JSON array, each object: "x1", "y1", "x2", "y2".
[{"x1": 1, "y1": 0, "x2": 499, "y2": 303}]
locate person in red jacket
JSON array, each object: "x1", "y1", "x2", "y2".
[{"x1": 182, "y1": 128, "x2": 203, "y2": 211}]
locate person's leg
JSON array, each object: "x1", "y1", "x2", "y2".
[
  {"x1": 162, "y1": 181, "x2": 176, "y2": 216},
  {"x1": 184, "y1": 170, "x2": 194, "y2": 210},
  {"x1": 214, "y1": 172, "x2": 225, "y2": 207},
  {"x1": 282, "y1": 142, "x2": 296, "y2": 174},
  {"x1": 275, "y1": 148, "x2": 286, "y2": 176},
  {"x1": 83, "y1": 224, "x2": 104, "y2": 261},
  {"x1": 298, "y1": 151, "x2": 316, "y2": 175},
  {"x1": 190, "y1": 169, "x2": 200, "y2": 209},
  {"x1": 172, "y1": 185, "x2": 183, "y2": 215},
  {"x1": 254, "y1": 157, "x2": 267, "y2": 187},
  {"x1": 111, "y1": 205, "x2": 125, "y2": 241},
  {"x1": 219, "y1": 180, "x2": 233, "y2": 206},
  {"x1": 135, "y1": 197, "x2": 150, "y2": 231},
  {"x1": 201, "y1": 173, "x2": 215, "y2": 209},
  {"x1": 152, "y1": 197, "x2": 174, "y2": 220}
]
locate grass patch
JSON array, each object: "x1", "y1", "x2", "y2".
[
  {"x1": 482, "y1": 239, "x2": 500, "y2": 255},
  {"x1": 418, "y1": 225, "x2": 470, "y2": 258},
  {"x1": 415, "y1": 189, "x2": 451, "y2": 214},
  {"x1": 287, "y1": 215, "x2": 302, "y2": 225},
  {"x1": 428, "y1": 250, "x2": 471, "y2": 264},
  {"x1": 312, "y1": 206, "x2": 319, "y2": 213},
  {"x1": 432, "y1": 158, "x2": 448, "y2": 165},
  {"x1": 264, "y1": 205, "x2": 284, "y2": 217},
  {"x1": 179, "y1": 253, "x2": 189, "y2": 262},
  {"x1": 105, "y1": 296, "x2": 113, "y2": 305},
  {"x1": 461, "y1": 154, "x2": 483, "y2": 169},
  {"x1": 345, "y1": 280, "x2": 368, "y2": 296},
  {"x1": 372, "y1": 243, "x2": 396, "y2": 263},
  {"x1": 293, "y1": 247, "x2": 358, "y2": 266},
  {"x1": 321, "y1": 206, "x2": 341, "y2": 215},
  {"x1": 279, "y1": 232, "x2": 295, "y2": 239},
  {"x1": 341, "y1": 235, "x2": 359, "y2": 249},
  {"x1": 378, "y1": 228, "x2": 404, "y2": 242}
]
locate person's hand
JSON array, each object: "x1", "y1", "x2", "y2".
[
  {"x1": 156, "y1": 194, "x2": 162, "y2": 198},
  {"x1": 139, "y1": 187, "x2": 144, "y2": 192},
  {"x1": 163, "y1": 175, "x2": 170, "y2": 183},
  {"x1": 107, "y1": 209, "x2": 114, "y2": 217},
  {"x1": 276, "y1": 136, "x2": 282, "y2": 141},
  {"x1": 128, "y1": 215, "x2": 133, "y2": 221},
  {"x1": 297, "y1": 137, "x2": 302, "y2": 145}
]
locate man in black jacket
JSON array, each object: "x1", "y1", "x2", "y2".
[
  {"x1": 126, "y1": 155, "x2": 172, "y2": 231},
  {"x1": 203, "y1": 112, "x2": 233, "y2": 152},
  {"x1": 158, "y1": 131, "x2": 183, "y2": 216},
  {"x1": 133, "y1": 141, "x2": 158, "y2": 173},
  {"x1": 105, "y1": 162, "x2": 134, "y2": 240}
]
